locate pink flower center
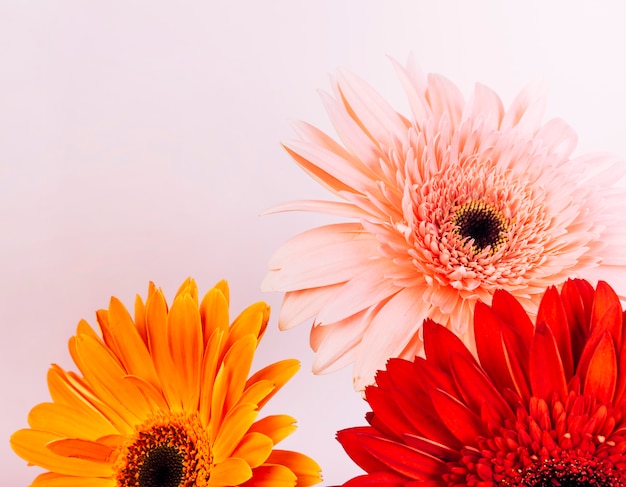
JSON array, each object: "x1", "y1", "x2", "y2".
[{"x1": 453, "y1": 201, "x2": 507, "y2": 254}]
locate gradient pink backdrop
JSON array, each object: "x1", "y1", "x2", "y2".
[{"x1": 2, "y1": 1, "x2": 626, "y2": 485}]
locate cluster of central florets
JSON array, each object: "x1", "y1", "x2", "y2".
[{"x1": 445, "y1": 392, "x2": 626, "y2": 487}]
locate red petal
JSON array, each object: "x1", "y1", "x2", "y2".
[
  {"x1": 500, "y1": 320, "x2": 532, "y2": 401},
  {"x1": 561, "y1": 279, "x2": 595, "y2": 361},
  {"x1": 474, "y1": 302, "x2": 512, "y2": 389},
  {"x1": 590, "y1": 281, "x2": 622, "y2": 350},
  {"x1": 583, "y1": 331, "x2": 617, "y2": 404},
  {"x1": 402, "y1": 433, "x2": 461, "y2": 462},
  {"x1": 423, "y1": 319, "x2": 478, "y2": 375},
  {"x1": 614, "y1": 333, "x2": 626, "y2": 404},
  {"x1": 365, "y1": 384, "x2": 417, "y2": 439},
  {"x1": 474, "y1": 301, "x2": 530, "y2": 400},
  {"x1": 529, "y1": 321, "x2": 567, "y2": 400},
  {"x1": 536, "y1": 286, "x2": 573, "y2": 378},
  {"x1": 383, "y1": 358, "x2": 464, "y2": 448},
  {"x1": 449, "y1": 351, "x2": 513, "y2": 420},
  {"x1": 390, "y1": 360, "x2": 464, "y2": 449},
  {"x1": 412, "y1": 357, "x2": 461, "y2": 403},
  {"x1": 428, "y1": 388, "x2": 486, "y2": 445},
  {"x1": 358, "y1": 434, "x2": 447, "y2": 479},
  {"x1": 385, "y1": 358, "x2": 422, "y2": 391},
  {"x1": 337, "y1": 427, "x2": 392, "y2": 473},
  {"x1": 577, "y1": 281, "x2": 623, "y2": 382},
  {"x1": 343, "y1": 472, "x2": 408, "y2": 487},
  {"x1": 490, "y1": 289, "x2": 534, "y2": 345}
]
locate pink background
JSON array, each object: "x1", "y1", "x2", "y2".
[{"x1": 2, "y1": 1, "x2": 626, "y2": 485}]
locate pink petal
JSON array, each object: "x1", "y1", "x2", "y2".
[
  {"x1": 424, "y1": 74, "x2": 465, "y2": 128},
  {"x1": 277, "y1": 284, "x2": 343, "y2": 331},
  {"x1": 262, "y1": 223, "x2": 377, "y2": 291},
  {"x1": 312, "y1": 308, "x2": 374, "y2": 375},
  {"x1": 262, "y1": 199, "x2": 367, "y2": 219},
  {"x1": 283, "y1": 139, "x2": 379, "y2": 195},
  {"x1": 390, "y1": 57, "x2": 430, "y2": 126},
  {"x1": 533, "y1": 118, "x2": 577, "y2": 160},
  {"x1": 354, "y1": 287, "x2": 432, "y2": 390},
  {"x1": 500, "y1": 79, "x2": 548, "y2": 133},
  {"x1": 462, "y1": 83, "x2": 504, "y2": 131},
  {"x1": 318, "y1": 91, "x2": 383, "y2": 172},
  {"x1": 316, "y1": 259, "x2": 401, "y2": 325},
  {"x1": 335, "y1": 69, "x2": 409, "y2": 150}
]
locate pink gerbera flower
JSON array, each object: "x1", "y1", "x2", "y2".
[{"x1": 262, "y1": 57, "x2": 626, "y2": 391}]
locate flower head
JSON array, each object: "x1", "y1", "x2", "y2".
[
  {"x1": 262, "y1": 57, "x2": 626, "y2": 390},
  {"x1": 11, "y1": 278, "x2": 322, "y2": 487},
  {"x1": 337, "y1": 279, "x2": 626, "y2": 486}
]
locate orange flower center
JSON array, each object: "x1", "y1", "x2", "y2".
[
  {"x1": 137, "y1": 445, "x2": 183, "y2": 486},
  {"x1": 453, "y1": 201, "x2": 507, "y2": 254},
  {"x1": 115, "y1": 412, "x2": 211, "y2": 487}
]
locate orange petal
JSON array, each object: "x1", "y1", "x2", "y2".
[
  {"x1": 213, "y1": 280, "x2": 230, "y2": 305},
  {"x1": 221, "y1": 335, "x2": 257, "y2": 412},
  {"x1": 123, "y1": 375, "x2": 169, "y2": 411},
  {"x1": 133, "y1": 293, "x2": 148, "y2": 346},
  {"x1": 231, "y1": 432, "x2": 273, "y2": 469},
  {"x1": 199, "y1": 328, "x2": 225, "y2": 425},
  {"x1": 73, "y1": 334, "x2": 150, "y2": 424},
  {"x1": 75, "y1": 319, "x2": 102, "y2": 343},
  {"x1": 200, "y1": 287, "x2": 230, "y2": 348},
  {"x1": 227, "y1": 302, "x2": 270, "y2": 351},
  {"x1": 210, "y1": 457, "x2": 253, "y2": 487},
  {"x1": 167, "y1": 293, "x2": 203, "y2": 410},
  {"x1": 146, "y1": 289, "x2": 182, "y2": 410},
  {"x1": 28, "y1": 402, "x2": 118, "y2": 440},
  {"x1": 266, "y1": 450, "x2": 322, "y2": 487},
  {"x1": 245, "y1": 359, "x2": 300, "y2": 410},
  {"x1": 47, "y1": 438, "x2": 115, "y2": 463},
  {"x1": 244, "y1": 464, "x2": 297, "y2": 487},
  {"x1": 31, "y1": 472, "x2": 115, "y2": 486},
  {"x1": 213, "y1": 403, "x2": 259, "y2": 463},
  {"x1": 10, "y1": 429, "x2": 113, "y2": 477},
  {"x1": 239, "y1": 380, "x2": 276, "y2": 409},
  {"x1": 47, "y1": 366, "x2": 131, "y2": 436},
  {"x1": 175, "y1": 277, "x2": 199, "y2": 302},
  {"x1": 249, "y1": 415, "x2": 297, "y2": 446},
  {"x1": 104, "y1": 296, "x2": 160, "y2": 388}
]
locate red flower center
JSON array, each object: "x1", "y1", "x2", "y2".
[
  {"x1": 513, "y1": 450, "x2": 624, "y2": 486},
  {"x1": 444, "y1": 394, "x2": 626, "y2": 487}
]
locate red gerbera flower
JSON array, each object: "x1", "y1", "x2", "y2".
[{"x1": 337, "y1": 279, "x2": 626, "y2": 486}]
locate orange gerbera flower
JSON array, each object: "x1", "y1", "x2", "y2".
[
  {"x1": 337, "y1": 279, "x2": 626, "y2": 486},
  {"x1": 11, "y1": 278, "x2": 322, "y2": 487}
]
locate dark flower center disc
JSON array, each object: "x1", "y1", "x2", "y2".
[
  {"x1": 138, "y1": 445, "x2": 184, "y2": 487},
  {"x1": 453, "y1": 201, "x2": 506, "y2": 253},
  {"x1": 518, "y1": 454, "x2": 622, "y2": 487}
]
